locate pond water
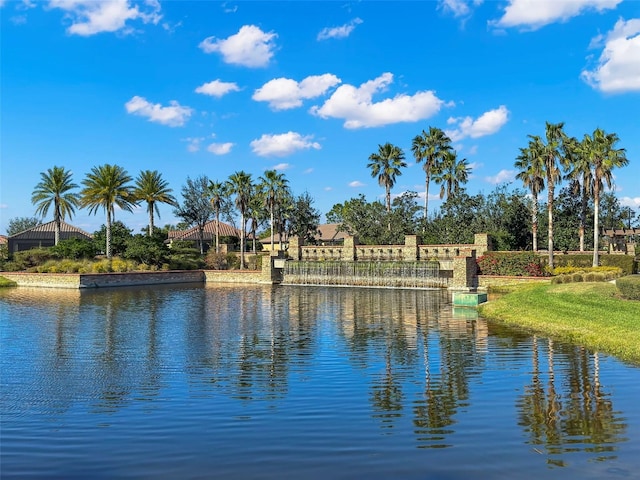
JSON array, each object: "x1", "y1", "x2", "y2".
[{"x1": 1, "y1": 284, "x2": 639, "y2": 479}]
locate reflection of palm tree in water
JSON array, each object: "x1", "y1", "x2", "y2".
[{"x1": 518, "y1": 337, "x2": 626, "y2": 460}]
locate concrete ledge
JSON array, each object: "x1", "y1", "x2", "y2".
[{"x1": 453, "y1": 292, "x2": 488, "y2": 307}]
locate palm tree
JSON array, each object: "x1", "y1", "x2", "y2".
[
  {"x1": 515, "y1": 145, "x2": 545, "y2": 252},
  {"x1": 367, "y1": 142, "x2": 407, "y2": 231},
  {"x1": 258, "y1": 170, "x2": 290, "y2": 251},
  {"x1": 579, "y1": 128, "x2": 628, "y2": 266},
  {"x1": 133, "y1": 170, "x2": 178, "y2": 237},
  {"x1": 31, "y1": 166, "x2": 80, "y2": 245},
  {"x1": 411, "y1": 127, "x2": 453, "y2": 220},
  {"x1": 208, "y1": 180, "x2": 227, "y2": 253},
  {"x1": 564, "y1": 137, "x2": 593, "y2": 252},
  {"x1": 80, "y1": 164, "x2": 136, "y2": 258},
  {"x1": 528, "y1": 122, "x2": 569, "y2": 268},
  {"x1": 226, "y1": 171, "x2": 253, "y2": 269},
  {"x1": 433, "y1": 151, "x2": 470, "y2": 201}
]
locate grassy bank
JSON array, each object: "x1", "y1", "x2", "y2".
[
  {"x1": 479, "y1": 282, "x2": 640, "y2": 365},
  {"x1": 0, "y1": 276, "x2": 17, "y2": 288}
]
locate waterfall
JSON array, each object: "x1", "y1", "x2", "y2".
[{"x1": 283, "y1": 261, "x2": 448, "y2": 289}]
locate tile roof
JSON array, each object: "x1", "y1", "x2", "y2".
[
  {"x1": 260, "y1": 223, "x2": 348, "y2": 244},
  {"x1": 168, "y1": 220, "x2": 250, "y2": 241},
  {"x1": 8, "y1": 220, "x2": 93, "y2": 240}
]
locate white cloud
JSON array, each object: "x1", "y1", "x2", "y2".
[
  {"x1": 485, "y1": 169, "x2": 515, "y2": 185},
  {"x1": 48, "y1": 0, "x2": 162, "y2": 36},
  {"x1": 311, "y1": 72, "x2": 445, "y2": 129},
  {"x1": 199, "y1": 25, "x2": 276, "y2": 68},
  {"x1": 207, "y1": 142, "x2": 234, "y2": 155},
  {"x1": 493, "y1": 0, "x2": 621, "y2": 30},
  {"x1": 619, "y1": 196, "x2": 640, "y2": 208},
  {"x1": 324, "y1": 186, "x2": 333, "y2": 191},
  {"x1": 272, "y1": 163, "x2": 291, "y2": 171},
  {"x1": 125, "y1": 96, "x2": 192, "y2": 127},
  {"x1": 250, "y1": 132, "x2": 321, "y2": 157},
  {"x1": 317, "y1": 17, "x2": 362, "y2": 40},
  {"x1": 184, "y1": 137, "x2": 204, "y2": 152},
  {"x1": 349, "y1": 181, "x2": 365, "y2": 188},
  {"x1": 439, "y1": 0, "x2": 484, "y2": 18},
  {"x1": 195, "y1": 79, "x2": 241, "y2": 98},
  {"x1": 304, "y1": 168, "x2": 314, "y2": 174},
  {"x1": 582, "y1": 18, "x2": 640, "y2": 93},
  {"x1": 445, "y1": 105, "x2": 509, "y2": 141},
  {"x1": 253, "y1": 74, "x2": 341, "y2": 110}
]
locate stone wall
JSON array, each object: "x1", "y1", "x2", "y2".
[
  {"x1": 205, "y1": 270, "x2": 264, "y2": 284},
  {"x1": 477, "y1": 275, "x2": 550, "y2": 288},
  {"x1": 0, "y1": 272, "x2": 81, "y2": 289},
  {"x1": 80, "y1": 271, "x2": 204, "y2": 288}
]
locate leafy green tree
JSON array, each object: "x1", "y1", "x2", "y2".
[
  {"x1": 367, "y1": 142, "x2": 407, "y2": 219},
  {"x1": 226, "y1": 171, "x2": 253, "y2": 268},
  {"x1": 515, "y1": 145, "x2": 546, "y2": 252},
  {"x1": 386, "y1": 192, "x2": 422, "y2": 244},
  {"x1": 288, "y1": 192, "x2": 321, "y2": 244},
  {"x1": 527, "y1": 122, "x2": 569, "y2": 268},
  {"x1": 51, "y1": 237, "x2": 98, "y2": 259},
  {"x1": 481, "y1": 186, "x2": 531, "y2": 251},
  {"x1": 424, "y1": 192, "x2": 484, "y2": 245},
  {"x1": 411, "y1": 127, "x2": 453, "y2": 220},
  {"x1": 258, "y1": 170, "x2": 290, "y2": 252},
  {"x1": 173, "y1": 176, "x2": 214, "y2": 255},
  {"x1": 327, "y1": 195, "x2": 387, "y2": 245},
  {"x1": 432, "y1": 151, "x2": 470, "y2": 201},
  {"x1": 133, "y1": 170, "x2": 178, "y2": 237},
  {"x1": 578, "y1": 128, "x2": 628, "y2": 266},
  {"x1": 80, "y1": 164, "x2": 136, "y2": 258},
  {"x1": 31, "y1": 166, "x2": 80, "y2": 245},
  {"x1": 6, "y1": 216, "x2": 42, "y2": 236},
  {"x1": 93, "y1": 221, "x2": 133, "y2": 257},
  {"x1": 124, "y1": 229, "x2": 169, "y2": 266}
]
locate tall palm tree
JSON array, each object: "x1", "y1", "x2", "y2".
[
  {"x1": 226, "y1": 171, "x2": 253, "y2": 269},
  {"x1": 258, "y1": 170, "x2": 290, "y2": 251},
  {"x1": 31, "y1": 166, "x2": 80, "y2": 245},
  {"x1": 564, "y1": 137, "x2": 593, "y2": 252},
  {"x1": 367, "y1": 143, "x2": 406, "y2": 231},
  {"x1": 80, "y1": 164, "x2": 136, "y2": 258},
  {"x1": 433, "y1": 151, "x2": 470, "y2": 201},
  {"x1": 411, "y1": 127, "x2": 453, "y2": 220},
  {"x1": 515, "y1": 145, "x2": 545, "y2": 252},
  {"x1": 133, "y1": 170, "x2": 178, "y2": 237},
  {"x1": 579, "y1": 128, "x2": 628, "y2": 266},
  {"x1": 528, "y1": 122, "x2": 569, "y2": 268},
  {"x1": 208, "y1": 180, "x2": 227, "y2": 253}
]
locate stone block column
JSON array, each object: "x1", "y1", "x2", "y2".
[
  {"x1": 452, "y1": 252, "x2": 477, "y2": 289},
  {"x1": 343, "y1": 235, "x2": 358, "y2": 261},
  {"x1": 403, "y1": 235, "x2": 420, "y2": 262},
  {"x1": 288, "y1": 236, "x2": 302, "y2": 261},
  {"x1": 474, "y1": 233, "x2": 492, "y2": 256}
]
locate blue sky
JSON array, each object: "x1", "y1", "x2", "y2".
[{"x1": 1, "y1": 0, "x2": 639, "y2": 235}]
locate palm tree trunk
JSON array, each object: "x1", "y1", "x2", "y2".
[
  {"x1": 424, "y1": 171, "x2": 431, "y2": 221},
  {"x1": 532, "y1": 193, "x2": 538, "y2": 252},
  {"x1": 270, "y1": 208, "x2": 275, "y2": 252},
  {"x1": 579, "y1": 182, "x2": 587, "y2": 252},
  {"x1": 240, "y1": 213, "x2": 246, "y2": 269},
  {"x1": 106, "y1": 209, "x2": 112, "y2": 259},
  {"x1": 592, "y1": 183, "x2": 600, "y2": 267},
  {"x1": 386, "y1": 185, "x2": 391, "y2": 232},
  {"x1": 148, "y1": 203, "x2": 154, "y2": 237},
  {"x1": 54, "y1": 202, "x2": 61, "y2": 246},
  {"x1": 215, "y1": 211, "x2": 220, "y2": 253},
  {"x1": 198, "y1": 226, "x2": 204, "y2": 255},
  {"x1": 547, "y1": 183, "x2": 554, "y2": 269}
]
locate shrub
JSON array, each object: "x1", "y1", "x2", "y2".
[
  {"x1": 51, "y1": 238, "x2": 98, "y2": 259},
  {"x1": 551, "y1": 254, "x2": 635, "y2": 275},
  {"x1": 477, "y1": 252, "x2": 546, "y2": 277},
  {"x1": 226, "y1": 252, "x2": 240, "y2": 270},
  {"x1": 205, "y1": 251, "x2": 228, "y2": 270},
  {"x1": 13, "y1": 248, "x2": 55, "y2": 268},
  {"x1": 571, "y1": 273, "x2": 584, "y2": 283},
  {"x1": 616, "y1": 275, "x2": 640, "y2": 300},
  {"x1": 123, "y1": 234, "x2": 169, "y2": 267}
]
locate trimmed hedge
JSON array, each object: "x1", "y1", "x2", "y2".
[
  {"x1": 477, "y1": 252, "x2": 546, "y2": 277},
  {"x1": 550, "y1": 254, "x2": 636, "y2": 275},
  {"x1": 617, "y1": 275, "x2": 640, "y2": 300}
]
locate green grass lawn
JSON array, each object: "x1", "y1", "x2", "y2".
[
  {"x1": 0, "y1": 276, "x2": 17, "y2": 288},
  {"x1": 479, "y1": 282, "x2": 640, "y2": 365}
]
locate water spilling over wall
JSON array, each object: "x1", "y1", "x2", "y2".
[{"x1": 284, "y1": 260, "x2": 450, "y2": 289}]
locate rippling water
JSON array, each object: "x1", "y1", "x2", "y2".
[{"x1": 1, "y1": 284, "x2": 639, "y2": 479}]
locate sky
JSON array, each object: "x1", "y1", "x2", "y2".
[{"x1": 1, "y1": 0, "x2": 639, "y2": 236}]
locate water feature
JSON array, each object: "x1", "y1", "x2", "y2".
[
  {"x1": 1, "y1": 284, "x2": 639, "y2": 479},
  {"x1": 284, "y1": 260, "x2": 449, "y2": 288}
]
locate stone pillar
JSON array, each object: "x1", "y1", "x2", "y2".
[
  {"x1": 261, "y1": 250, "x2": 286, "y2": 284},
  {"x1": 403, "y1": 235, "x2": 420, "y2": 262},
  {"x1": 288, "y1": 236, "x2": 302, "y2": 261},
  {"x1": 474, "y1": 233, "x2": 492, "y2": 256},
  {"x1": 626, "y1": 243, "x2": 635, "y2": 255},
  {"x1": 452, "y1": 252, "x2": 477, "y2": 290},
  {"x1": 343, "y1": 235, "x2": 358, "y2": 261}
]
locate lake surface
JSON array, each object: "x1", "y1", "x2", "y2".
[{"x1": 1, "y1": 284, "x2": 639, "y2": 479}]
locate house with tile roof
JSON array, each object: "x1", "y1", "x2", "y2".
[
  {"x1": 167, "y1": 219, "x2": 252, "y2": 252},
  {"x1": 7, "y1": 220, "x2": 93, "y2": 253},
  {"x1": 260, "y1": 223, "x2": 349, "y2": 251}
]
